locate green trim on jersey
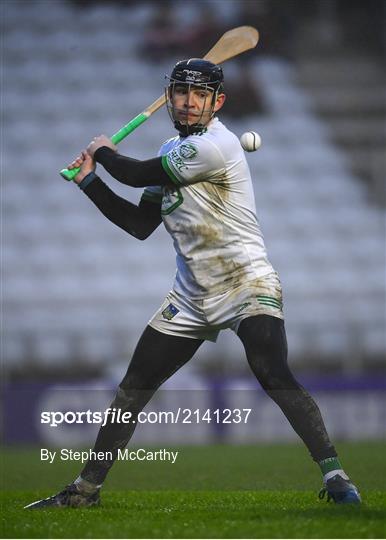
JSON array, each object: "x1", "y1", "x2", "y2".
[
  {"x1": 161, "y1": 155, "x2": 182, "y2": 186},
  {"x1": 141, "y1": 191, "x2": 163, "y2": 204}
]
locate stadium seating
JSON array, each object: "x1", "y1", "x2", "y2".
[{"x1": 3, "y1": 1, "x2": 385, "y2": 374}]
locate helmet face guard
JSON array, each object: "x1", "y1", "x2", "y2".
[{"x1": 165, "y1": 59, "x2": 224, "y2": 137}]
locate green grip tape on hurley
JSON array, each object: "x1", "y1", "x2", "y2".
[{"x1": 60, "y1": 112, "x2": 149, "y2": 181}]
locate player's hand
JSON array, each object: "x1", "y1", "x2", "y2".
[
  {"x1": 87, "y1": 134, "x2": 117, "y2": 158},
  {"x1": 67, "y1": 150, "x2": 96, "y2": 184}
]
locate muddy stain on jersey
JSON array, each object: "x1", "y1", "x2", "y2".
[
  {"x1": 207, "y1": 255, "x2": 248, "y2": 289},
  {"x1": 180, "y1": 173, "x2": 252, "y2": 293},
  {"x1": 184, "y1": 223, "x2": 222, "y2": 247},
  {"x1": 182, "y1": 223, "x2": 248, "y2": 291},
  {"x1": 203, "y1": 178, "x2": 231, "y2": 202},
  {"x1": 192, "y1": 176, "x2": 232, "y2": 218}
]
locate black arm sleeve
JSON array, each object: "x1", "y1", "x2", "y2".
[
  {"x1": 94, "y1": 146, "x2": 173, "y2": 188},
  {"x1": 83, "y1": 176, "x2": 162, "y2": 240}
]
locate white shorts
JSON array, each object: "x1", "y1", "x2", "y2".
[{"x1": 148, "y1": 272, "x2": 284, "y2": 342}]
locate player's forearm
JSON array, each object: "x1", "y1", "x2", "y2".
[
  {"x1": 94, "y1": 147, "x2": 171, "y2": 188},
  {"x1": 80, "y1": 174, "x2": 162, "y2": 240}
]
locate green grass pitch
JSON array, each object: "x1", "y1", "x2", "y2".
[{"x1": 1, "y1": 442, "x2": 385, "y2": 538}]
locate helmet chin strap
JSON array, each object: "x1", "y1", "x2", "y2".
[
  {"x1": 173, "y1": 120, "x2": 206, "y2": 137},
  {"x1": 172, "y1": 100, "x2": 219, "y2": 137},
  {"x1": 172, "y1": 107, "x2": 212, "y2": 136}
]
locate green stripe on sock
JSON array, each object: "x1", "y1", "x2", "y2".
[{"x1": 319, "y1": 457, "x2": 343, "y2": 475}]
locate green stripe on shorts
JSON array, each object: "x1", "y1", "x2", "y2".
[{"x1": 256, "y1": 295, "x2": 282, "y2": 309}]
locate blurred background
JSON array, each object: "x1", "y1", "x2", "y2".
[{"x1": 2, "y1": 0, "x2": 385, "y2": 447}]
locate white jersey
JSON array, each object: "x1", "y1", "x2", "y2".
[{"x1": 142, "y1": 117, "x2": 274, "y2": 299}]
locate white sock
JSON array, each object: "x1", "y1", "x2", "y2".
[
  {"x1": 323, "y1": 469, "x2": 349, "y2": 484},
  {"x1": 74, "y1": 475, "x2": 102, "y2": 494}
]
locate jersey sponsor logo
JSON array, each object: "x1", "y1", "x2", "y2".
[
  {"x1": 162, "y1": 303, "x2": 179, "y2": 320},
  {"x1": 178, "y1": 143, "x2": 198, "y2": 160},
  {"x1": 161, "y1": 187, "x2": 183, "y2": 215},
  {"x1": 169, "y1": 149, "x2": 185, "y2": 172},
  {"x1": 168, "y1": 143, "x2": 197, "y2": 174}
]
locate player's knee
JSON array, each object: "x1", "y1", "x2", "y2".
[
  {"x1": 120, "y1": 370, "x2": 148, "y2": 391},
  {"x1": 246, "y1": 351, "x2": 298, "y2": 391},
  {"x1": 261, "y1": 372, "x2": 298, "y2": 392}
]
